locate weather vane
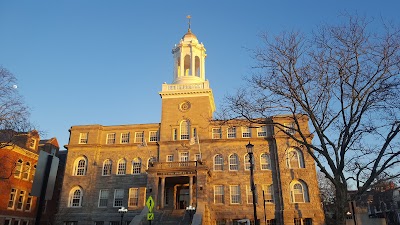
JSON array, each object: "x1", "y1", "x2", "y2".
[{"x1": 186, "y1": 15, "x2": 191, "y2": 30}]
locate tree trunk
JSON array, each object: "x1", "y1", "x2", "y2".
[{"x1": 334, "y1": 183, "x2": 348, "y2": 225}]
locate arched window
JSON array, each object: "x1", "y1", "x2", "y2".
[
  {"x1": 14, "y1": 159, "x2": 23, "y2": 178},
  {"x1": 244, "y1": 154, "x2": 251, "y2": 170},
  {"x1": 290, "y1": 180, "x2": 309, "y2": 203},
  {"x1": 69, "y1": 186, "x2": 83, "y2": 207},
  {"x1": 73, "y1": 156, "x2": 87, "y2": 176},
  {"x1": 102, "y1": 159, "x2": 112, "y2": 176},
  {"x1": 117, "y1": 159, "x2": 126, "y2": 175},
  {"x1": 214, "y1": 154, "x2": 224, "y2": 171},
  {"x1": 260, "y1": 153, "x2": 271, "y2": 170},
  {"x1": 147, "y1": 157, "x2": 156, "y2": 169},
  {"x1": 132, "y1": 158, "x2": 142, "y2": 174},
  {"x1": 229, "y1": 154, "x2": 239, "y2": 171},
  {"x1": 286, "y1": 148, "x2": 305, "y2": 169},
  {"x1": 195, "y1": 56, "x2": 200, "y2": 77},
  {"x1": 176, "y1": 57, "x2": 181, "y2": 77},
  {"x1": 22, "y1": 162, "x2": 30, "y2": 180},
  {"x1": 180, "y1": 120, "x2": 190, "y2": 140},
  {"x1": 184, "y1": 55, "x2": 191, "y2": 76}
]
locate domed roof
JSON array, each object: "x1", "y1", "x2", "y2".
[{"x1": 182, "y1": 29, "x2": 198, "y2": 41}]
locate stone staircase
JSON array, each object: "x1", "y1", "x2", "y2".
[{"x1": 152, "y1": 209, "x2": 189, "y2": 225}]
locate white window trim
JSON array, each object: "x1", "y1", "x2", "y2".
[
  {"x1": 229, "y1": 185, "x2": 240, "y2": 204},
  {"x1": 242, "y1": 127, "x2": 251, "y2": 138},
  {"x1": 214, "y1": 185, "x2": 224, "y2": 204},
  {"x1": 260, "y1": 153, "x2": 271, "y2": 170},
  {"x1": 257, "y1": 126, "x2": 268, "y2": 137},
  {"x1": 113, "y1": 189, "x2": 124, "y2": 207},
  {"x1": 227, "y1": 127, "x2": 236, "y2": 139},
  {"x1": 229, "y1": 154, "x2": 239, "y2": 171},
  {"x1": 79, "y1": 132, "x2": 88, "y2": 144},
  {"x1": 120, "y1": 132, "x2": 130, "y2": 144},
  {"x1": 128, "y1": 188, "x2": 139, "y2": 207},
  {"x1": 149, "y1": 131, "x2": 159, "y2": 142},
  {"x1": 7, "y1": 188, "x2": 17, "y2": 209},
  {"x1": 212, "y1": 128, "x2": 222, "y2": 139},
  {"x1": 116, "y1": 159, "x2": 126, "y2": 175},
  {"x1": 98, "y1": 189, "x2": 109, "y2": 208},
  {"x1": 106, "y1": 133, "x2": 116, "y2": 144},
  {"x1": 214, "y1": 154, "x2": 224, "y2": 171}
]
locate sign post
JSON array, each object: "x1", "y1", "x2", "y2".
[{"x1": 146, "y1": 196, "x2": 155, "y2": 225}]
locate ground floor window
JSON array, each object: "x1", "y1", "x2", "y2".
[
  {"x1": 64, "y1": 222, "x2": 78, "y2": 225},
  {"x1": 294, "y1": 218, "x2": 312, "y2": 225},
  {"x1": 215, "y1": 220, "x2": 226, "y2": 225},
  {"x1": 266, "y1": 219, "x2": 276, "y2": 225},
  {"x1": 109, "y1": 222, "x2": 119, "y2": 225},
  {"x1": 4, "y1": 219, "x2": 11, "y2": 225},
  {"x1": 94, "y1": 222, "x2": 104, "y2": 225}
]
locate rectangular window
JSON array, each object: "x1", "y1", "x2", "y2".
[
  {"x1": 135, "y1": 132, "x2": 144, "y2": 143},
  {"x1": 303, "y1": 218, "x2": 312, "y2": 225},
  {"x1": 242, "y1": 127, "x2": 251, "y2": 138},
  {"x1": 16, "y1": 190, "x2": 25, "y2": 210},
  {"x1": 95, "y1": 222, "x2": 104, "y2": 225},
  {"x1": 212, "y1": 128, "x2": 222, "y2": 139},
  {"x1": 216, "y1": 220, "x2": 226, "y2": 225},
  {"x1": 284, "y1": 122, "x2": 296, "y2": 135},
  {"x1": 13, "y1": 220, "x2": 21, "y2": 225},
  {"x1": 294, "y1": 219, "x2": 302, "y2": 225},
  {"x1": 227, "y1": 127, "x2": 236, "y2": 138},
  {"x1": 173, "y1": 129, "x2": 177, "y2": 141},
  {"x1": 230, "y1": 185, "x2": 240, "y2": 204},
  {"x1": 106, "y1": 133, "x2": 116, "y2": 144},
  {"x1": 149, "y1": 131, "x2": 159, "y2": 142},
  {"x1": 14, "y1": 160, "x2": 22, "y2": 178},
  {"x1": 25, "y1": 196, "x2": 32, "y2": 211},
  {"x1": 109, "y1": 222, "x2": 119, "y2": 225},
  {"x1": 29, "y1": 139, "x2": 36, "y2": 148},
  {"x1": 121, "y1": 132, "x2": 130, "y2": 144},
  {"x1": 4, "y1": 219, "x2": 11, "y2": 225},
  {"x1": 113, "y1": 189, "x2": 124, "y2": 207},
  {"x1": 98, "y1": 190, "x2": 109, "y2": 207},
  {"x1": 257, "y1": 126, "x2": 268, "y2": 137},
  {"x1": 79, "y1": 132, "x2": 88, "y2": 144},
  {"x1": 8, "y1": 188, "x2": 17, "y2": 209},
  {"x1": 263, "y1": 185, "x2": 274, "y2": 203},
  {"x1": 266, "y1": 220, "x2": 276, "y2": 225},
  {"x1": 195, "y1": 153, "x2": 201, "y2": 161},
  {"x1": 166, "y1": 155, "x2": 174, "y2": 162},
  {"x1": 246, "y1": 185, "x2": 253, "y2": 204},
  {"x1": 128, "y1": 188, "x2": 139, "y2": 207},
  {"x1": 214, "y1": 185, "x2": 224, "y2": 204}
]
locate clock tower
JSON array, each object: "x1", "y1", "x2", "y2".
[{"x1": 159, "y1": 24, "x2": 215, "y2": 143}]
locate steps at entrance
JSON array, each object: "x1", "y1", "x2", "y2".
[{"x1": 152, "y1": 209, "x2": 188, "y2": 225}]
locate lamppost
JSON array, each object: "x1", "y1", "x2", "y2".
[
  {"x1": 246, "y1": 142, "x2": 258, "y2": 225},
  {"x1": 186, "y1": 205, "x2": 196, "y2": 224},
  {"x1": 118, "y1": 206, "x2": 128, "y2": 225}
]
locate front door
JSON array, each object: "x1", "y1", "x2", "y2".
[{"x1": 177, "y1": 186, "x2": 189, "y2": 209}]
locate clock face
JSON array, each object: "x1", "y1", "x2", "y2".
[{"x1": 179, "y1": 101, "x2": 191, "y2": 112}]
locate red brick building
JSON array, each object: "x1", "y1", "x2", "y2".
[{"x1": 0, "y1": 130, "x2": 59, "y2": 225}]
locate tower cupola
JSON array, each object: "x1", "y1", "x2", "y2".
[{"x1": 171, "y1": 16, "x2": 206, "y2": 84}]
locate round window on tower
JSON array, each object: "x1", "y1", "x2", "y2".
[{"x1": 179, "y1": 101, "x2": 191, "y2": 112}]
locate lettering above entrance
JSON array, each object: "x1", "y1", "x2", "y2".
[{"x1": 157, "y1": 171, "x2": 196, "y2": 176}]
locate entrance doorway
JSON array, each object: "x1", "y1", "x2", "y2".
[{"x1": 176, "y1": 186, "x2": 189, "y2": 209}]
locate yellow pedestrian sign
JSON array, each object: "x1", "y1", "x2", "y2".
[
  {"x1": 146, "y1": 196, "x2": 155, "y2": 212},
  {"x1": 147, "y1": 212, "x2": 154, "y2": 220}
]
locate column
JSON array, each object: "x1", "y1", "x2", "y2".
[
  {"x1": 189, "y1": 176, "x2": 193, "y2": 206},
  {"x1": 160, "y1": 177, "x2": 165, "y2": 209}
]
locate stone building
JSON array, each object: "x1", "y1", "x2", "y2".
[
  {"x1": 56, "y1": 25, "x2": 325, "y2": 225},
  {"x1": 0, "y1": 130, "x2": 60, "y2": 225}
]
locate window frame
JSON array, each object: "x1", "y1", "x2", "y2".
[
  {"x1": 7, "y1": 188, "x2": 17, "y2": 209},
  {"x1": 128, "y1": 188, "x2": 139, "y2": 207},
  {"x1": 113, "y1": 189, "x2": 124, "y2": 207},
  {"x1": 214, "y1": 154, "x2": 224, "y2": 171},
  {"x1": 79, "y1": 132, "x2": 88, "y2": 144},
  {"x1": 73, "y1": 157, "x2": 87, "y2": 176},
  {"x1": 227, "y1": 127, "x2": 236, "y2": 139},
  {"x1": 180, "y1": 120, "x2": 190, "y2": 140},
  {"x1": 134, "y1": 132, "x2": 144, "y2": 143},
  {"x1": 230, "y1": 185, "x2": 241, "y2": 204},
  {"x1": 214, "y1": 185, "x2": 224, "y2": 204},
  {"x1": 16, "y1": 190, "x2": 26, "y2": 211},
  {"x1": 106, "y1": 133, "x2": 116, "y2": 144},
  {"x1": 120, "y1": 132, "x2": 130, "y2": 144},
  {"x1": 263, "y1": 184, "x2": 274, "y2": 203},
  {"x1": 14, "y1": 159, "x2": 23, "y2": 178},
  {"x1": 98, "y1": 189, "x2": 109, "y2": 208},
  {"x1": 212, "y1": 128, "x2": 222, "y2": 139},
  {"x1": 260, "y1": 153, "x2": 271, "y2": 170},
  {"x1": 149, "y1": 131, "x2": 159, "y2": 142},
  {"x1": 229, "y1": 154, "x2": 239, "y2": 171},
  {"x1": 132, "y1": 158, "x2": 142, "y2": 175},
  {"x1": 117, "y1": 159, "x2": 126, "y2": 175},
  {"x1": 102, "y1": 159, "x2": 112, "y2": 176},
  {"x1": 290, "y1": 180, "x2": 309, "y2": 203},
  {"x1": 242, "y1": 127, "x2": 251, "y2": 138},
  {"x1": 69, "y1": 187, "x2": 83, "y2": 207},
  {"x1": 257, "y1": 126, "x2": 268, "y2": 137},
  {"x1": 286, "y1": 148, "x2": 305, "y2": 169}
]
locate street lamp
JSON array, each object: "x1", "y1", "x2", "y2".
[
  {"x1": 118, "y1": 206, "x2": 128, "y2": 225},
  {"x1": 246, "y1": 142, "x2": 258, "y2": 225},
  {"x1": 186, "y1": 205, "x2": 196, "y2": 224}
]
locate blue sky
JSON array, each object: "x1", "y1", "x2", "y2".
[{"x1": 1, "y1": 1, "x2": 399, "y2": 149}]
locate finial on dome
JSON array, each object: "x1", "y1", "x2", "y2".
[{"x1": 186, "y1": 15, "x2": 191, "y2": 32}]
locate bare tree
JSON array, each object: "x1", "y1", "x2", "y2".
[
  {"x1": 0, "y1": 66, "x2": 32, "y2": 179},
  {"x1": 222, "y1": 15, "x2": 400, "y2": 225}
]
